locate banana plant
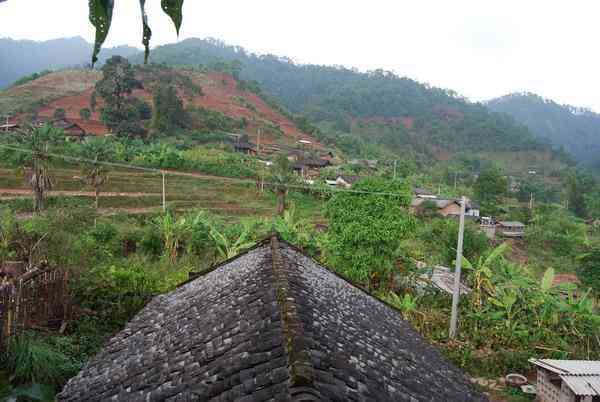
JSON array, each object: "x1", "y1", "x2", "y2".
[
  {"x1": 461, "y1": 242, "x2": 509, "y2": 309},
  {"x1": 209, "y1": 225, "x2": 255, "y2": 261},
  {"x1": 153, "y1": 212, "x2": 191, "y2": 262}
]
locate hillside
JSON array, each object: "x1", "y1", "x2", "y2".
[
  {"x1": 0, "y1": 37, "x2": 138, "y2": 89},
  {"x1": 488, "y1": 93, "x2": 600, "y2": 169},
  {"x1": 0, "y1": 66, "x2": 320, "y2": 149},
  {"x1": 140, "y1": 38, "x2": 550, "y2": 159},
  {"x1": 0, "y1": 37, "x2": 565, "y2": 166}
]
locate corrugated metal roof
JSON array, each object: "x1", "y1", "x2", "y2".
[
  {"x1": 498, "y1": 221, "x2": 525, "y2": 227},
  {"x1": 560, "y1": 375, "x2": 600, "y2": 396},
  {"x1": 419, "y1": 266, "x2": 471, "y2": 296},
  {"x1": 530, "y1": 359, "x2": 600, "y2": 375}
]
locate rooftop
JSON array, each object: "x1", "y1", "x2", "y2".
[
  {"x1": 530, "y1": 359, "x2": 600, "y2": 396},
  {"x1": 58, "y1": 236, "x2": 485, "y2": 402}
]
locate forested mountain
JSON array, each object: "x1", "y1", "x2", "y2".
[
  {"x1": 0, "y1": 37, "x2": 138, "y2": 89},
  {"x1": 1, "y1": 36, "x2": 556, "y2": 161},
  {"x1": 488, "y1": 93, "x2": 600, "y2": 169},
  {"x1": 136, "y1": 38, "x2": 548, "y2": 157}
]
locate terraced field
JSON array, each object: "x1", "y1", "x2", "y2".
[{"x1": 0, "y1": 168, "x2": 325, "y2": 222}]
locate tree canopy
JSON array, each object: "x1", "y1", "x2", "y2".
[{"x1": 323, "y1": 177, "x2": 415, "y2": 288}]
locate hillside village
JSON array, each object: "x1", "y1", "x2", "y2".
[{"x1": 0, "y1": 18, "x2": 599, "y2": 402}]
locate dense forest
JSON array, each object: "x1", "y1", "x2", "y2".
[
  {"x1": 0, "y1": 37, "x2": 138, "y2": 89},
  {"x1": 488, "y1": 93, "x2": 600, "y2": 169}
]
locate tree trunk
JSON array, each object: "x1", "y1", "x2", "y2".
[
  {"x1": 34, "y1": 188, "x2": 44, "y2": 212},
  {"x1": 276, "y1": 189, "x2": 286, "y2": 216}
]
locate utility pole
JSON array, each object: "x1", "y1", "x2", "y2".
[
  {"x1": 529, "y1": 192, "x2": 534, "y2": 211},
  {"x1": 393, "y1": 160, "x2": 397, "y2": 179},
  {"x1": 449, "y1": 196, "x2": 466, "y2": 339},
  {"x1": 257, "y1": 128, "x2": 261, "y2": 156},
  {"x1": 454, "y1": 172, "x2": 458, "y2": 190},
  {"x1": 162, "y1": 172, "x2": 166, "y2": 212}
]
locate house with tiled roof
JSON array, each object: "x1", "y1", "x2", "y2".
[{"x1": 58, "y1": 236, "x2": 486, "y2": 402}]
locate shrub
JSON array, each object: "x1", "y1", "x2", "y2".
[{"x1": 5, "y1": 332, "x2": 80, "y2": 386}]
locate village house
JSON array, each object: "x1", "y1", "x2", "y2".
[
  {"x1": 58, "y1": 236, "x2": 486, "y2": 402},
  {"x1": 497, "y1": 221, "x2": 526, "y2": 238},
  {"x1": 234, "y1": 140, "x2": 257, "y2": 155},
  {"x1": 292, "y1": 157, "x2": 331, "y2": 178},
  {"x1": 530, "y1": 359, "x2": 600, "y2": 402},
  {"x1": 411, "y1": 197, "x2": 480, "y2": 218},
  {"x1": 335, "y1": 174, "x2": 360, "y2": 188},
  {"x1": 414, "y1": 187, "x2": 437, "y2": 199}
]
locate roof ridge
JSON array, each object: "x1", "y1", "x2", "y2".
[{"x1": 270, "y1": 236, "x2": 322, "y2": 402}]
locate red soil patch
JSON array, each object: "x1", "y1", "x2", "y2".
[
  {"x1": 552, "y1": 273, "x2": 580, "y2": 286},
  {"x1": 18, "y1": 70, "x2": 321, "y2": 148}
]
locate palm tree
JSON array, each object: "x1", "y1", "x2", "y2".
[
  {"x1": 80, "y1": 138, "x2": 113, "y2": 210},
  {"x1": 18, "y1": 125, "x2": 62, "y2": 212},
  {"x1": 269, "y1": 153, "x2": 296, "y2": 216}
]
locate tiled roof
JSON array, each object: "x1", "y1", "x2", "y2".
[{"x1": 58, "y1": 236, "x2": 486, "y2": 402}]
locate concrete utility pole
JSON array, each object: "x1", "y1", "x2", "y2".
[
  {"x1": 162, "y1": 172, "x2": 166, "y2": 212},
  {"x1": 449, "y1": 196, "x2": 466, "y2": 339},
  {"x1": 393, "y1": 160, "x2": 397, "y2": 179}
]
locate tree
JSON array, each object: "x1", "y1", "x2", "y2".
[
  {"x1": 95, "y1": 56, "x2": 145, "y2": 137},
  {"x1": 323, "y1": 177, "x2": 415, "y2": 288},
  {"x1": 89, "y1": 0, "x2": 184, "y2": 65},
  {"x1": 90, "y1": 92, "x2": 97, "y2": 112},
  {"x1": 152, "y1": 83, "x2": 189, "y2": 132},
  {"x1": 17, "y1": 125, "x2": 63, "y2": 211},
  {"x1": 79, "y1": 108, "x2": 92, "y2": 121},
  {"x1": 269, "y1": 154, "x2": 296, "y2": 216},
  {"x1": 80, "y1": 138, "x2": 113, "y2": 210},
  {"x1": 53, "y1": 108, "x2": 66, "y2": 120},
  {"x1": 567, "y1": 173, "x2": 593, "y2": 218},
  {"x1": 474, "y1": 166, "x2": 507, "y2": 213},
  {"x1": 577, "y1": 247, "x2": 600, "y2": 294}
]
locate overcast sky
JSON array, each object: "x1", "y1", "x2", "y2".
[{"x1": 2, "y1": 1, "x2": 599, "y2": 111}]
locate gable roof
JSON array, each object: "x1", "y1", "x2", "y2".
[{"x1": 58, "y1": 236, "x2": 486, "y2": 402}]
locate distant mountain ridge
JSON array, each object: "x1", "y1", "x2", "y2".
[
  {"x1": 488, "y1": 93, "x2": 600, "y2": 168},
  {"x1": 0, "y1": 36, "x2": 138, "y2": 89}
]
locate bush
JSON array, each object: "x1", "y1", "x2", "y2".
[
  {"x1": 5, "y1": 333, "x2": 80, "y2": 386},
  {"x1": 421, "y1": 218, "x2": 489, "y2": 266}
]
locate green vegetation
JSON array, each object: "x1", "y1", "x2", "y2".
[
  {"x1": 151, "y1": 83, "x2": 190, "y2": 133},
  {"x1": 323, "y1": 177, "x2": 415, "y2": 288},
  {"x1": 488, "y1": 93, "x2": 600, "y2": 170},
  {"x1": 10, "y1": 70, "x2": 53, "y2": 87},
  {"x1": 95, "y1": 56, "x2": 145, "y2": 137}
]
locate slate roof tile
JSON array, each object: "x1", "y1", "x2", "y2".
[{"x1": 58, "y1": 237, "x2": 487, "y2": 402}]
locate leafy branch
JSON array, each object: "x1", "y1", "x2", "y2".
[{"x1": 88, "y1": 0, "x2": 184, "y2": 66}]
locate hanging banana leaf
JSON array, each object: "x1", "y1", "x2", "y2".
[
  {"x1": 139, "y1": 0, "x2": 152, "y2": 63},
  {"x1": 89, "y1": 0, "x2": 115, "y2": 66},
  {"x1": 161, "y1": 0, "x2": 184, "y2": 35}
]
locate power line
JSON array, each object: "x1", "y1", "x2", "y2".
[{"x1": 0, "y1": 143, "x2": 410, "y2": 198}]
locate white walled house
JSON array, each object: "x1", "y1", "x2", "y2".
[{"x1": 530, "y1": 359, "x2": 600, "y2": 402}]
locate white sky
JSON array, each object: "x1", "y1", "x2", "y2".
[{"x1": 1, "y1": 0, "x2": 600, "y2": 111}]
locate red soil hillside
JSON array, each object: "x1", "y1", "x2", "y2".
[{"x1": 0, "y1": 69, "x2": 322, "y2": 149}]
